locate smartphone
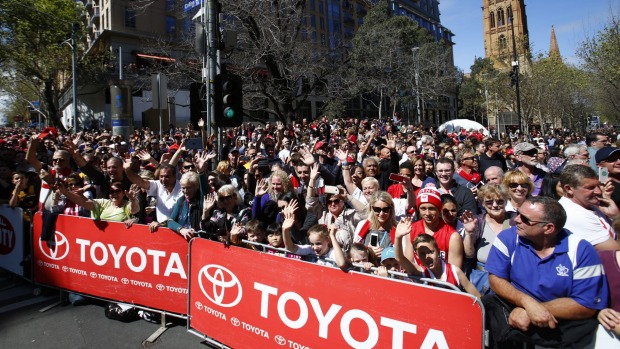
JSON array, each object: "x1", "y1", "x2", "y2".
[
  {"x1": 186, "y1": 138, "x2": 203, "y2": 150},
  {"x1": 369, "y1": 233, "x2": 379, "y2": 247},
  {"x1": 475, "y1": 181, "x2": 485, "y2": 189},
  {"x1": 389, "y1": 173, "x2": 406, "y2": 183},
  {"x1": 324, "y1": 185, "x2": 339, "y2": 195},
  {"x1": 599, "y1": 167, "x2": 609, "y2": 183}
]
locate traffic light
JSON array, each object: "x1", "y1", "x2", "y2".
[
  {"x1": 509, "y1": 67, "x2": 518, "y2": 87},
  {"x1": 214, "y1": 73, "x2": 243, "y2": 128}
]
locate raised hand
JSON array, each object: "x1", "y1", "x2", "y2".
[
  {"x1": 283, "y1": 199, "x2": 299, "y2": 218},
  {"x1": 255, "y1": 178, "x2": 269, "y2": 197},
  {"x1": 309, "y1": 163, "x2": 320, "y2": 180},
  {"x1": 395, "y1": 217, "x2": 412, "y2": 239},
  {"x1": 135, "y1": 149, "x2": 153, "y2": 162},
  {"x1": 298, "y1": 147, "x2": 315, "y2": 166},
  {"x1": 334, "y1": 149, "x2": 348, "y2": 163},
  {"x1": 198, "y1": 118, "x2": 205, "y2": 128},
  {"x1": 386, "y1": 134, "x2": 396, "y2": 150},
  {"x1": 461, "y1": 210, "x2": 477, "y2": 234},
  {"x1": 281, "y1": 208, "x2": 296, "y2": 232},
  {"x1": 125, "y1": 184, "x2": 140, "y2": 201},
  {"x1": 203, "y1": 192, "x2": 216, "y2": 212}
]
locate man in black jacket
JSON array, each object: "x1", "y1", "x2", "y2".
[{"x1": 434, "y1": 157, "x2": 480, "y2": 216}]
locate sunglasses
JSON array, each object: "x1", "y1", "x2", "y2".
[
  {"x1": 183, "y1": 165, "x2": 195, "y2": 170},
  {"x1": 52, "y1": 158, "x2": 65, "y2": 163},
  {"x1": 327, "y1": 199, "x2": 341, "y2": 205},
  {"x1": 462, "y1": 156, "x2": 478, "y2": 161},
  {"x1": 109, "y1": 189, "x2": 124, "y2": 195},
  {"x1": 372, "y1": 206, "x2": 391, "y2": 214},
  {"x1": 218, "y1": 195, "x2": 234, "y2": 202},
  {"x1": 484, "y1": 199, "x2": 505, "y2": 206},
  {"x1": 508, "y1": 183, "x2": 529, "y2": 189},
  {"x1": 516, "y1": 210, "x2": 550, "y2": 226}
]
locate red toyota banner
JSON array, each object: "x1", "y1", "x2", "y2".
[
  {"x1": 33, "y1": 213, "x2": 189, "y2": 314},
  {"x1": 188, "y1": 238, "x2": 484, "y2": 349}
]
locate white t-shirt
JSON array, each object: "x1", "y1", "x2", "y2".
[
  {"x1": 559, "y1": 196, "x2": 616, "y2": 246},
  {"x1": 148, "y1": 180, "x2": 183, "y2": 223}
]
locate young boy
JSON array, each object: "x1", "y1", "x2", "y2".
[{"x1": 394, "y1": 217, "x2": 480, "y2": 297}]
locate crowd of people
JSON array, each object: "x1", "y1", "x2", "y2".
[{"x1": 3, "y1": 116, "x2": 620, "y2": 347}]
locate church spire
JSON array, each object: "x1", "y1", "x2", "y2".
[{"x1": 550, "y1": 25, "x2": 561, "y2": 59}]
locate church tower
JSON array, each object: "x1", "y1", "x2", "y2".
[
  {"x1": 482, "y1": 0, "x2": 530, "y2": 71},
  {"x1": 549, "y1": 25, "x2": 561, "y2": 60}
]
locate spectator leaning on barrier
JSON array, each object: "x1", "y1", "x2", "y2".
[
  {"x1": 483, "y1": 196, "x2": 608, "y2": 349},
  {"x1": 123, "y1": 161, "x2": 182, "y2": 232},
  {"x1": 393, "y1": 218, "x2": 480, "y2": 296},
  {"x1": 559, "y1": 164, "x2": 618, "y2": 251}
]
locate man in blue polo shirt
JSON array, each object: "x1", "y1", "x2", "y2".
[{"x1": 483, "y1": 196, "x2": 608, "y2": 349}]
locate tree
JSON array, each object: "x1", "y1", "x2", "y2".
[
  {"x1": 0, "y1": 0, "x2": 86, "y2": 131},
  {"x1": 349, "y1": 1, "x2": 433, "y2": 118},
  {"x1": 216, "y1": 0, "x2": 351, "y2": 123},
  {"x1": 578, "y1": 14, "x2": 620, "y2": 123}
]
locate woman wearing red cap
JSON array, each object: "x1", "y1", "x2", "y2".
[{"x1": 401, "y1": 188, "x2": 464, "y2": 269}]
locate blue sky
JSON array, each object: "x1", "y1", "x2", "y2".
[{"x1": 440, "y1": 0, "x2": 619, "y2": 72}]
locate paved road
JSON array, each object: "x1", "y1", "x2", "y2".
[{"x1": 0, "y1": 272, "x2": 219, "y2": 349}]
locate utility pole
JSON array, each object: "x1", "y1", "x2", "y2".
[
  {"x1": 508, "y1": 5, "x2": 523, "y2": 132},
  {"x1": 412, "y1": 47, "x2": 421, "y2": 125}
]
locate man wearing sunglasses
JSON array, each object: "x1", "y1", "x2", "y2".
[
  {"x1": 559, "y1": 164, "x2": 618, "y2": 252},
  {"x1": 513, "y1": 142, "x2": 546, "y2": 196},
  {"x1": 483, "y1": 196, "x2": 608, "y2": 348}
]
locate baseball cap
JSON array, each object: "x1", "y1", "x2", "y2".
[
  {"x1": 513, "y1": 142, "x2": 537, "y2": 154},
  {"x1": 595, "y1": 147, "x2": 620, "y2": 163},
  {"x1": 381, "y1": 247, "x2": 395, "y2": 262}
]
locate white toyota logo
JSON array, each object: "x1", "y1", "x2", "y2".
[
  {"x1": 198, "y1": 264, "x2": 242, "y2": 308},
  {"x1": 38, "y1": 231, "x2": 70, "y2": 261}
]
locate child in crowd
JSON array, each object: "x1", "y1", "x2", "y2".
[
  {"x1": 330, "y1": 223, "x2": 376, "y2": 272},
  {"x1": 282, "y1": 201, "x2": 335, "y2": 266},
  {"x1": 263, "y1": 222, "x2": 302, "y2": 260},
  {"x1": 266, "y1": 222, "x2": 284, "y2": 249},
  {"x1": 394, "y1": 217, "x2": 480, "y2": 297},
  {"x1": 230, "y1": 219, "x2": 266, "y2": 251},
  {"x1": 376, "y1": 247, "x2": 404, "y2": 279}
]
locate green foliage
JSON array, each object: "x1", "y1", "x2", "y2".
[
  {"x1": 578, "y1": 15, "x2": 620, "y2": 123},
  {"x1": 0, "y1": 0, "x2": 84, "y2": 130},
  {"x1": 349, "y1": 0, "x2": 434, "y2": 116}
]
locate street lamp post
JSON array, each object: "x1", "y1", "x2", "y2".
[
  {"x1": 508, "y1": 6, "x2": 523, "y2": 132},
  {"x1": 412, "y1": 47, "x2": 421, "y2": 125},
  {"x1": 482, "y1": 73, "x2": 490, "y2": 130},
  {"x1": 63, "y1": 23, "x2": 79, "y2": 132}
]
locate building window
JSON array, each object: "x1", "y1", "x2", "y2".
[
  {"x1": 125, "y1": 7, "x2": 136, "y2": 28},
  {"x1": 497, "y1": 8, "x2": 505, "y2": 26},
  {"x1": 499, "y1": 34, "x2": 507, "y2": 51},
  {"x1": 490, "y1": 12, "x2": 495, "y2": 28},
  {"x1": 320, "y1": 17, "x2": 324, "y2": 30}
]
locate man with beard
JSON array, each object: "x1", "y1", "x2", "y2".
[{"x1": 513, "y1": 142, "x2": 547, "y2": 197}]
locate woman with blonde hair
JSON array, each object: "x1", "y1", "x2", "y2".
[
  {"x1": 353, "y1": 191, "x2": 398, "y2": 257},
  {"x1": 202, "y1": 184, "x2": 251, "y2": 242},
  {"x1": 501, "y1": 170, "x2": 534, "y2": 213},
  {"x1": 252, "y1": 169, "x2": 294, "y2": 224}
]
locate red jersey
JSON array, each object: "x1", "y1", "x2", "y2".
[
  {"x1": 421, "y1": 260, "x2": 460, "y2": 288},
  {"x1": 407, "y1": 220, "x2": 457, "y2": 263}
]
